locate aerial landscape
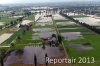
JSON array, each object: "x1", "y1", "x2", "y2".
[{"x1": 0, "y1": 0, "x2": 100, "y2": 66}]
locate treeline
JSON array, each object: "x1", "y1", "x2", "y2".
[
  {"x1": 0, "y1": 17, "x2": 24, "y2": 30},
  {"x1": 60, "y1": 12, "x2": 100, "y2": 34}
]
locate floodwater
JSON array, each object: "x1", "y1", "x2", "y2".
[
  {"x1": 67, "y1": 44, "x2": 94, "y2": 51},
  {"x1": 0, "y1": 22, "x2": 4, "y2": 26},
  {"x1": 32, "y1": 31, "x2": 56, "y2": 39},
  {"x1": 32, "y1": 35, "x2": 40, "y2": 40},
  {"x1": 32, "y1": 28, "x2": 56, "y2": 38},
  {"x1": 37, "y1": 17, "x2": 53, "y2": 23},
  {"x1": 75, "y1": 17, "x2": 100, "y2": 26},
  {"x1": 32, "y1": 28, "x2": 54, "y2": 32},
  {"x1": 4, "y1": 46, "x2": 63, "y2": 66},
  {"x1": 36, "y1": 23, "x2": 53, "y2": 26},
  {"x1": 36, "y1": 15, "x2": 53, "y2": 26},
  {"x1": 53, "y1": 14, "x2": 67, "y2": 20},
  {"x1": 61, "y1": 32, "x2": 82, "y2": 40},
  {"x1": 38, "y1": 31, "x2": 56, "y2": 38}
]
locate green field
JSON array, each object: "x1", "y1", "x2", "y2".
[
  {"x1": 1, "y1": 15, "x2": 43, "y2": 50},
  {"x1": 0, "y1": 18, "x2": 17, "y2": 23},
  {"x1": 55, "y1": 18, "x2": 100, "y2": 66}
]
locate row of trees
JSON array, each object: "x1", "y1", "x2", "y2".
[
  {"x1": 0, "y1": 22, "x2": 16, "y2": 30},
  {"x1": 0, "y1": 16, "x2": 24, "y2": 30},
  {"x1": 60, "y1": 12, "x2": 100, "y2": 34}
]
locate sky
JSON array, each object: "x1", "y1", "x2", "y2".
[{"x1": 0, "y1": 0, "x2": 99, "y2": 4}]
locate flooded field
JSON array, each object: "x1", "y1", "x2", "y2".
[
  {"x1": 36, "y1": 23, "x2": 53, "y2": 26},
  {"x1": 4, "y1": 46, "x2": 65, "y2": 66},
  {"x1": 37, "y1": 17, "x2": 53, "y2": 23},
  {"x1": 32, "y1": 28, "x2": 54, "y2": 32},
  {"x1": 75, "y1": 17, "x2": 100, "y2": 26},
  {"x1": 1, "y1": 6, "x2": 100, "y2": 66},
  {"x1": 0, "y1": 22, "x2": 4, "y2": 26},
  {"x1": 67, "y1": 44, "x2": 94, "y2": 51},
  {"x1": 53, "y1": 14, "x2": 66, "y2": 20},
  {"x1": 35, "y1": 15, "x2": 53, "y2": 27},
  {"x1": 32, "y1": 28, "x2": 56, "y2": 38},
  {"x1": 61, "y1": 32, "x2": 82, "y2": 40}
]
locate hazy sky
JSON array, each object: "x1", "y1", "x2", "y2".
[{"x1": 0, "y1": 0, "x2": 99, "y2": 4}]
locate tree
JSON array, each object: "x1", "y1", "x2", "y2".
[
  {"x1": 16, "y1": 36, "x2": 21, "y2": 41},
  {"x1": 24, "y1": 10, "x2": 31, "y2": 16},
  {"x1": 0, "y1": 49, "x2": 6, "y2": 66},
  {"x1": 22, "y1": 29, "x2": 26, "y2": 35},
  {"x1": 57, "y1": 35, "x2": 63, "y2": 43},
  {"x1": 0, "y1": 26, "x2": 2, "y2": 30}
]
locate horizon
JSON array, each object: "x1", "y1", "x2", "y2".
[{"x1": 0, "y1": 0, "x2": 100, "y2": 4}]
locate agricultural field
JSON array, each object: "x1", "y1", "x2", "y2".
[
  {"x1": 54, "y1": 14, "x2": 100, "y2": 66},
  {"x1": 0, "y1": 8, "x2": 100, "y2": 66},
  {"x1": 0, "y1": 12, "x2": 70, "y2": 66}
]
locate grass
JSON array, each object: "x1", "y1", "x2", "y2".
[
  {"x1": 1, "y1": 28, "x2": 42, "y2": 50},
  {"x1": 2, "y1": 14, "x2": 43, "y2": 49},
  {"x1": 59, "y1": 28, "x2": 90, "y2": 32},
  {"x1": 63, "y1": 38, "x2": 88, "y2": 44},
  {"x1": 55, "y1": 18, "x2": 100, "y2": 66},
  {"x1": 9, "y1": 28, "x2": 43, "y2": 50},
  {"x1": 63, "y1": 34, "x2": 100, "y2": 66},
  {"x1": 24, "y1": 15, "x2": 34, "y2": 20},
  {"x1": 59, "y1": 28, "x2": 100, "y2": 65},
  {"x1": 57, "y1": 24, "x2": 81, "y2": 28},
  {"x1": 0, "y1": 18, "x2": 17, "y2": 23},
  {"x1": 0, "y1": 14, "x2": 43, "y2": 50},
  {"x1": 64, "y1": 31, "x2": 100, "y2": 63}
]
